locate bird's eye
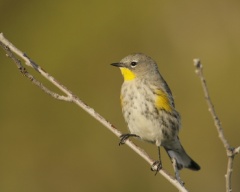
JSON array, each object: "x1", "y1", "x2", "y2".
[{"x1": 130, "y1": 61, "x2": 137, "y2": 68}]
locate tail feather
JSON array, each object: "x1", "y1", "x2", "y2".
[
  {"x1": 164, "y1": 141, "x2": 200, "y2": 171},
  {"x1": 189, "y1": 158, "x2": 201, "y2": 171}
]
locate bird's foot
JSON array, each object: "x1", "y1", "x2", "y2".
[
  {"x1": 119, "y1": 134, "x2": 139, "y2": 146},
  {"x1": 151, "y1": 160, "x2": 162, "y2": 175}
]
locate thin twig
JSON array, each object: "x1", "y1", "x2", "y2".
[
  {"x1": 193, "y1": 58, "x2": 239, "y2": 192},
  {"x1": 0, "y1": 33, "x2": 188, "y2": 192}
]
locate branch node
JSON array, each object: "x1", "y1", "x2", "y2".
[
  {"x1": 233, "y1": 146, "x2": 240, "y2": 154},
  {"x1": 193, "y1": 58, "x2": 202, "y2": 70}
]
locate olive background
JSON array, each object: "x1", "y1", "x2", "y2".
[{"x1": 0, "y1": 1, "x2": 240, "y2": 192}]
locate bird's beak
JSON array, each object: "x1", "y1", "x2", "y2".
[{"x1": 111, "y1": 62, "x2": 124, "y2": 68}]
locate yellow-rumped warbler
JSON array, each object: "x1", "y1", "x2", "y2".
[{"x1": 111, "y1": 53, "x2": 200, "y2": 174}]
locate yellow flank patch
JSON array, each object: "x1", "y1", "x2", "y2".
[
  {"x1": 155, "y1": 89, "x2": 172, "y2": 112},
  {"x1": 120, "y1": 68, "x2": 136, "y2": 81}
]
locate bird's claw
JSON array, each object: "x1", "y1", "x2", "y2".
[
  {"x1": 119, "y1": 134, "x2": 139, "y2": 146},
  {"x1": 151, "y1": 160, "x2": 162, "y2": 175}
]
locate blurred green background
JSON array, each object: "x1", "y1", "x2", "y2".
[{"x1": 0, "y1": 0, "x2": 240, "y2": 191}]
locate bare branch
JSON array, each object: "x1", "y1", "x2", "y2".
[
  {"x1": 0, "y1": 33, "x2": 188, "y2": 192},
  {"x1": 193, "y1": 58, "x2": 239, "y2": 192},
  {"x1": 233, "y1": 146, "x2": 240, "y2": 154},
  {"x1": 193, "y1": 59, "x2": 230, "y2": 149},
  {"x1": 0, "y1": 39, "x2": 71, "y2": 101},
  {"x1": 225, "y1": 154, "x2": 234, "y2": 192}
]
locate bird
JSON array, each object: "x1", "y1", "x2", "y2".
[{"x1": 111, "y1": 53, "x2": 200, "y2": 177}]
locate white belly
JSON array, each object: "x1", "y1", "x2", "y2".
[{"x1": 121, "y1": 81, "x2": 178, "y2": 146}]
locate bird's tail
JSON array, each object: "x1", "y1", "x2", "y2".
[{"x1": 164, "y1": 139, "x2": 200, "y2": 171}]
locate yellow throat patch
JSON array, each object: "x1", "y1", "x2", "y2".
[
  {"x1": 154, "y1": 89, "x2": 172, "y2": 112},
  {"x1": 120, "y1": 68, "x2": 136, "y2": 81}
]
